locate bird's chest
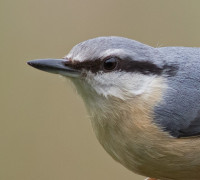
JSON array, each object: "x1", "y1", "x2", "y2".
[
  {"x1": 89, "y1": 99, "x2": 162, "y2": 175},
  {"x1": 83, "y1": 85, "x2": 200, "y2": 180},
  {"x1": 89, "y1": 101, "x2": 200, "y2": 180}
]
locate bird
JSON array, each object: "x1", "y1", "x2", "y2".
[{"x1": 27, "y1": 36, "x2": 200, "y2": 180}]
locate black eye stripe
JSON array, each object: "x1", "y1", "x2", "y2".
[
  {"x1": 64, "y1": 58, "x2": 178, "y2": 76},
  {"x1": 119, "y1": 59, "x2": 163, "y2": 75},
  {"x1": 65, "y1": 59, "x2": 101, "y2": 73}
]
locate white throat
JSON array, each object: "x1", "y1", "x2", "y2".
[{"x1": 85, "y1": 71, "x2": 157, "y2": 100}]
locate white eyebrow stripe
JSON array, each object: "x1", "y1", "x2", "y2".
[{"x1": 100, "y1": 49, "x2": 135, "y2": 59}]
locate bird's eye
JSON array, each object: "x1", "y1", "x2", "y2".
[{"x1": 103, "y1": 57, "x2": 118, "y2": 71}]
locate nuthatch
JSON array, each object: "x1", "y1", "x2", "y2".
[{"x1": 27, "y1": 36, "x2": 200, "y2": 180}]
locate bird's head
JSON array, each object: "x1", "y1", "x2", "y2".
[{"x1": 28, "y1": 36, "x2": 167, "y2": 105}]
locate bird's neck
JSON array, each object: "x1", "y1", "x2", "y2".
[{"x1": 83, "y1": 77, "x2": 168, "y2": 175}]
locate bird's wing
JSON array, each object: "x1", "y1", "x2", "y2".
[
  {"x1": 154, "y1": 46, "x2": 200, "y2": 138},
  {"x1": 154, "y1": 72, "x2": 200, "y2": 138},
  {"x1": 154, "y1": 77, "x2": 200, "y2": 138}
]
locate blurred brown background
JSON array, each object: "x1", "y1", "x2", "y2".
[{"x1": 1, "y1": 0, "x2": 200, "y2": 180}]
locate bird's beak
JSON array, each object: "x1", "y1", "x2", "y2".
[{"x1": 27, "y1": 59, "x2": 80, "y2": 78}]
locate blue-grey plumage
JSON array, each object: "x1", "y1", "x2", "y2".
[
  {"x1": 27, "y1": 36, "x2": 200, "y2": 180},
  {"x1": 154, "y1": 47, "x2": 200, "y2": 138}
]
